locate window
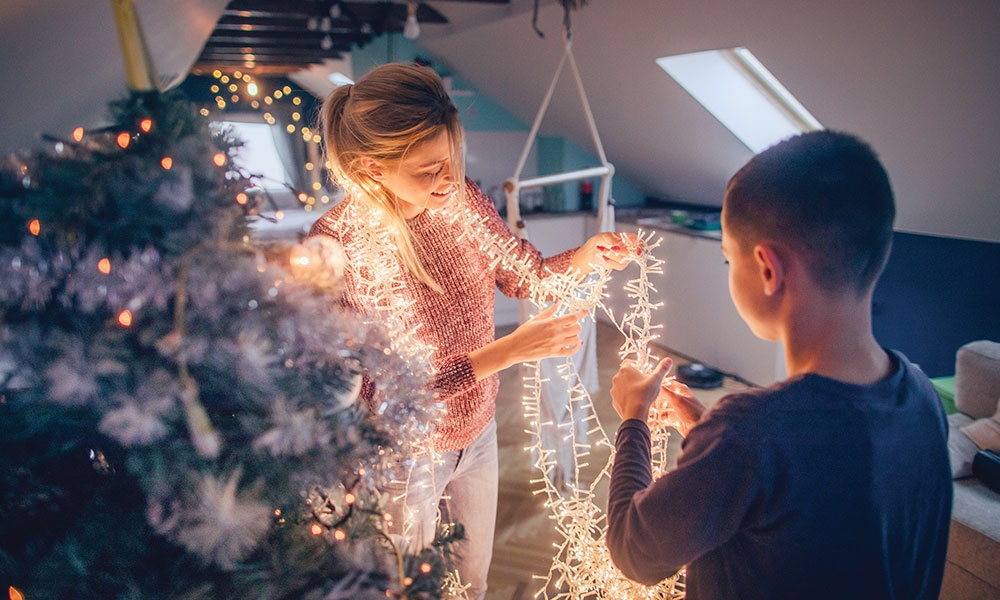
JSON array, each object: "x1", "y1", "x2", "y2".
[
  {"x1": 656, "y1": 48, "x2": 822, "y2": 153},
  {"x1": 214, "y1": 119, "x2": 291, "y2": 191}
]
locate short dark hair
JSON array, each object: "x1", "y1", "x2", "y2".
[{"x1": 724, "y1": 130, "x2": 895, "y2": 293}]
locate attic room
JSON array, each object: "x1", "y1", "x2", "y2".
[{"x1": 1, "y1": 1, "x2": 999, "y2": 599}]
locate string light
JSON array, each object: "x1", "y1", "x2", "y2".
[
  {"x1": 97, "y1": 258, "x2": 112, "y2": 274},
  {"x1": 139, "y1": 118, "x2": 153, "y2": 132},
  {"x1": 318, "y1": 188, "x2": 682, "y2": 598},
  {"x1": 117, "y1": 132, "x2": 131, "y2": 149},
  {"x1": 28, "y1": 219, "x2": 40, "y2": 236},
  {"x1": 161, "y1": 157, "x2": 173, "y2": 170},
  {"x1": 213, "y1": 153, "x2": 227, "y2": 167},
  {"x1": 117, "y1": 310, "x2": 133, "y2": 327},
  {"x1": 72, "y1": 127, "x2": 84, "y2": 142}
]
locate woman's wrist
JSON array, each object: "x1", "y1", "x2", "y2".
[{"x1": 468, "y1": 336, "x2": 515, "y2": 381}]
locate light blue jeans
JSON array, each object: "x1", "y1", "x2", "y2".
[{"x1": 384, "y1": 420, "x2": 498, "y2": 600}]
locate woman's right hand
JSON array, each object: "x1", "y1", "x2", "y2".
[
  {"x1": 468, "y1": 303, "x2": 588, "y2": 380},
  {"x1": 505, "y1": 302, "x2": 588, "y2": 363}
]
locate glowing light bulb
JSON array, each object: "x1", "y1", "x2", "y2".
[
  {"x1": 139, "y1": 118, "x2": 152, "y2": 132},
  {"x1": 213, "y1": 153, "x2": 226, "y2": 167},
  {"x1": 117, "y1": 132, "x2": 131, "y2": 148},
  {"x1": 28, "y1": 219, "x2": 40, "y2": 236},
  {"x1": 420, "y1": 562, "x2": 432, "y2": 574},
  {"x1": 236, "y1": 192, "x2": 248, "y2": 205},
  {"x1": 161, "y1": 157, "x2": 173, "y2": 170},
  {"x1": 72, "y1": 127, "x2": 84, "y2": 142},
  {"x1": 344, "y1": 492, "x2": 355, "y2": 504},
  {"x1": 247, "y1": 82, "x2": 258, "y2": 96},
  {"x1": 310, "y1": 523, "x2": 323, "y2": 536},
  {"x1": 333, "y1": 529, "x2": 346, "y2": 541},
  {"x1": 403, "y1": 2, "x2": 420, "y2": 39},
  {"x1": 117, "y1": 310, "x2": 133, "y2": 327},
  {"x1": 97, "y1": 258, "x2": 111, "y2": 274}
]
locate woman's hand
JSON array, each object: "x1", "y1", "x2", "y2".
[
  {"x1": 469, "y1": 303, "x2": 588, "y2": 380},
  {"x1": 571, "y1": 232, "x2": 641, "y2": 273}
]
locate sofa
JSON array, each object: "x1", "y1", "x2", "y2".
[{"x1": 942, "y1": 340, "x2": 1000, "y2": 599}]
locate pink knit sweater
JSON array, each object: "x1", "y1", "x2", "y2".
[{"x1": 309, "y1": 180, "x2": 575, "y2": 452}]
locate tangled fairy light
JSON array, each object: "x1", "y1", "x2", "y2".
[{"x1": 450, "y1": 201, "x2": 684, "y2": 598}]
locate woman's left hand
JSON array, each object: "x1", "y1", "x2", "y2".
[{"x1": 571, "y1": 231, "x2": 641, "y2": 273}]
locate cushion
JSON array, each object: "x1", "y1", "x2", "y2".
[
  {"x1": 955, "y1": 341, "x2": 1000, "y2": 419},
  {"x1": 961, "y1": 407, "x2": 1000, "y2": 452}
]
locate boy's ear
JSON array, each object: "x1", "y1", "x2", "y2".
[
  {"x1": 754, "y1": 243, "x2": 785, "y2": 296},
  {"x1": 359, "y1": 156, "x2": 386, "y2": 182}
]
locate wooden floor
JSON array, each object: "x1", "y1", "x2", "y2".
[{"x1": 485, "y1": 320, "x2": 750, "y2": 599}]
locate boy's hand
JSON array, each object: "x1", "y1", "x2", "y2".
[
  {"x1": 611, "y1": 357, "x2": 674, "y2": 423},
  {"x1": 657, "y1": 377, "x2": 707, "y2": 437}
]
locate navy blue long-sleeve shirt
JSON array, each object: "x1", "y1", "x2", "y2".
[{"x1": 607, "y1": 350, "x2": 952, "y2": 599}]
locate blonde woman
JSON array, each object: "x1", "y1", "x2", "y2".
[{"x1": 309, "y1": 62, "x2": 631, "y2": 598}]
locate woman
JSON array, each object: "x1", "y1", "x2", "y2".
[{"x1": 309, "y1": 62, "x2": 632, "y2": 598}]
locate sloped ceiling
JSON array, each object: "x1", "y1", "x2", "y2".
[
  {"x1": 1, "y1": 0, "x2": 997, "y2": 241},
  {"x1": 420, "y1": 0, "x2": 1000, "y2": 242}
]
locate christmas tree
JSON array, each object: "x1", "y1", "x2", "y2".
[{"x1": 0, "y1": 88, "x2": 453, "y2": 599}]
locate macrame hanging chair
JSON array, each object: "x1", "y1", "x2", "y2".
[{"x1": 502, "y1": 16, "x2": 613, "y2": 493}]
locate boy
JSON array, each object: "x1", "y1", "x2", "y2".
[{"x1": 607, "y1": 131, "x2": 952, "y2": 599}]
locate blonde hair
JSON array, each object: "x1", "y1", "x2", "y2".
[{"x1": 319, "y1": 62, "x2": 465, "y2": 293}]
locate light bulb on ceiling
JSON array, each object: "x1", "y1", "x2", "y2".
[{"x1": 403, "y1": 1, "x2": 420, "y2": 40}]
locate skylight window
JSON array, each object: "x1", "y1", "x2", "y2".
[{"x1": 656, "y1": 48, "x2": 822, "y2": 153}]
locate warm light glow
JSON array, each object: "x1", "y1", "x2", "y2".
[
  {"x1": 310, "y1": 523, "x2": 323, "y2": 536},
  {"x1": 247, "y1": 82, "x2": 259, "y2": 96},
  {"x1": 28, "y1": 219, "x2": 40, "y2": 236},
  {"x1": 72, "y1": 127, "x2": 84, "y2": 142},
  {"x1": 274, "y1": 210, "x2": 284, "y2": 220},
  {"x1": 161, "y1": 157, "x2": 173, "y2": 170},
  {"x1": 117, "y1": 132, "x2": 131, "y2": 148},
  {"x1": 97, "y1": 258, "x2": 111, "y2": 274},
  {"x1": 333, "y1": 529, "x2": 346, "y2": 541},
  {"x1": 344, "y1": 492, "x2": 355, "y2": 504},
  {"x1": 9, "y1": 586, "x2": 25, "y2": 600},
  {"x1": 420, "y1": 563, "x2": 432, "y2": 574},
  {"x1": 117, "y1": 310, "x2": 133, "y2": 327},
  {"x1": 236, "y1": 192, "x2": 249, "y2": 205},
  {"x1": 139, "y1": 118, "x2": 153, "y2": 132},
  {"x1": 213, "y1": 153, "x2": 227, "y2": 167}
]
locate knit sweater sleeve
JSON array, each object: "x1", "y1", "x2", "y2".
[{"x1": 464, "y1": 181, "x2": 576, "y2": 299}]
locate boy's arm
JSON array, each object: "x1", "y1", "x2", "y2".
[{"x1": 606, "y1": 404, "x2": 761, "y2": 585}]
